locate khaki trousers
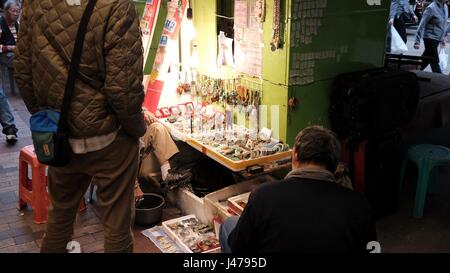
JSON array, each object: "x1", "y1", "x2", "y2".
[
  {"x1": 40, "y1": 130, "x2": 139, "y2": 253},
  {"x1": 138, "y1": 123, "x2": 179, "y2": 191},
  {"x1": 140, "y1": 122, "x2": 179, "y2": 166}
]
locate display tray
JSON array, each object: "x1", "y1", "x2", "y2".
[
  {"x1": 227, "y1": 192, "x2": 250, "y2": 216},
  {"x1": 186, "y1": 138, "x2": 291, "y2": 172},
  {"x1": 162, "y1": 119, "x2": 291, "y2": 172},
  {"x1": 162, "y1": 214, "x2": 221, "y2": 253}
]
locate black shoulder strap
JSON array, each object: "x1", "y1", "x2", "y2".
[
  {"x1": 0, "y1": 16, "x2": 17, "y2": 45},
  {"x1": 0, "y1": 16, "x2": 6, "y2": 36},
  {"x1": 58, "y1": 0, "x2": 97, "y2": 134}
]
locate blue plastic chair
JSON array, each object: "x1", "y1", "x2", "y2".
[{"x1": 399, "y1": 144, "x2": 450, "y2": 218}]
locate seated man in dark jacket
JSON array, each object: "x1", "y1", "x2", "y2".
[{"x1": 219, "y1": 126, "x2": 377, "y2": 253}]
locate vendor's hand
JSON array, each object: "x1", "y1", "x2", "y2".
[
  {"x1": 142, "y1": 107, "x2": 157, "y2": 125},
  {"x1": 134, "y1": 180, "x2": 145, "y2": 205},
  {"x1": 413, "y1": 15, "x2": 418, "y2": 23},
  {"x1": 144, "y1": 113, "x2": 157, "y2": 125},
  {"x1": 1, "y1": 45, "x2": 14, "y2": 52},
  {"x1": 388, "y1": 18, "x2": 394, "y2": 26},
  {"x1": 414, "y1": 42, "x2": 420, "y2": 50}
]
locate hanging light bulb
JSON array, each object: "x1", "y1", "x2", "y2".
[
  {"x1": 185, "y1": 6, "x2": 197, "y2": 41},
  {"x1": 185, "y1": 20, "x2": 197, "y2": 41},
  {"x1": 190, "y1": 44, "x2": 200, "y2": 69}
]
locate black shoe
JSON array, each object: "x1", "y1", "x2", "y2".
[
  {"x1": 4, "y1": 126, "x2": 18, "y2": 145},
  {"x1": 165, "y1": 169, "x2": 193, "y2": 190}
]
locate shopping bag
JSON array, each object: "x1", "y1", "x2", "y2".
[
  {"x1": 30, "y1": 110, "x2": 71, "y2": 167},
  {"x1": 390, "y1": 26, "x2": 408, "y2": 54},
  {"x1": 439, "y1": 47, "x2": 448, "y2": 71}
]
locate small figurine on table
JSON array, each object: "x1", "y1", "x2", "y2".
[{"x1": 225, "y1": 104, "x2": 233, "y2": 131}]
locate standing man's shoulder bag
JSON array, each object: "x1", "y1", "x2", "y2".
[{"x1": 29, "y1": 0, "x2": 97, "y2": 167}]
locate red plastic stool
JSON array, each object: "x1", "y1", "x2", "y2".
[{"x1": 18, "y1": 145, "x2": 87, "y2": 224}]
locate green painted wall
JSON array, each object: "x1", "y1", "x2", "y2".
[
  {"x1": 134, "y1": 0, "x2": 146, "y2": 16},
  {"x1": 192, "y1": 0, "x2": 218, "y2": 72},
  {"x1": 261, "y1": 0, "x2": 291, "y2": 142},
  {"x1": 261, "y1": 81, "x2": 288, "y2": 141},
  {"x1": 262, "y1": 0, "x2": 290, "y2": 86},
  {"x1": 145, "y1": 1, "x2": 168, "y2": 74},
  {"x1": 285, "y1": 0, "x2": 390, "y2": 145},
  {"x1": 134, "y1": 0, "x2": 168, "y2": 75}
]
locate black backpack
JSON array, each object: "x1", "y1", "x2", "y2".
[{"x1": 329, "y1": 68, "x2": 419, "y2": 142}]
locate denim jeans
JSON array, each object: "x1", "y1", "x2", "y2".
[
  {"x1": 1, "y1": 64, "x2": 19, "y2": 95},
  {"x1": 0, "y1": 86, "x2": 15, "y2": 134},
  {"x1": 219, "y1": 216, "x2": 239, "y2": 253}
]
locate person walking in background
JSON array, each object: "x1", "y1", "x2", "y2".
[
  {"x1": 414, "y1": 0, "x2": 449, "y2": 73},
  {"x1": 390, "y1": 0, "x2": 418, "y2": 43},
  {"x1": 0, "y1": 0, "x2": 20, "y2": 95},
  {"x1": 0, "y1": 83, "x2": 16, "y2": 144},
  {"x1": 0, "y1": 0, "x2": 20, "y2": 144},
  {"x1": 14, "y1": 0, "x2": 147, "y2": 253}
]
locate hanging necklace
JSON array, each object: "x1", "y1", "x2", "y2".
[
  {"x1": 256, "y1": 0, "x2": 266, "y2": 23},
  {"x1": 271, "y1": 0, "x2": 281, "y2": 51},
  {"x1": 178, "y1": 0, "x2": 183, "y2": 18}
]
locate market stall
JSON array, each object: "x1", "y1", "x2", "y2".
[{"x1": 134, "y1": 0, "x2": 391, "y2": 253}]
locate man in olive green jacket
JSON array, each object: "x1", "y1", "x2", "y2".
[{"x1": 14, "y1": 0, "x2": 147, "y2": 253}]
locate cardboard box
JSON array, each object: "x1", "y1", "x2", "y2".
[
  {"x1": 141, "y1": 226, "x2": 184, "y2": 253},
  {"x1": 167, "y1": 187, "x2": 209, "y2": 224},
  {"x1": 227, "y1": 192, "x2": 250, "y2": 216},
  {"x1": 204, "y1": 175, "x2": 276, "y2": 224}
]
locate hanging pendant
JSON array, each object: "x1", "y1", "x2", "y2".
[
  {"x1": 178, "y1": 0, "x2": 183, "y2": 18},
  {"x1": 271, "y1": 0, "x2": 281, "y2": 51}
]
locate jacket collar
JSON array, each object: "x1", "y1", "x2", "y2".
[
  {"x1": 285, "y1": 167, "x2": 336, "y2": 183},
  {"x1": 435, "y1": 0, "x2": 446, "y2": 9}
]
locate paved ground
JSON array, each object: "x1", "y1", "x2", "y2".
[{"x1": 376, "y1": 25, "x2": 450, "y2": 253}]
